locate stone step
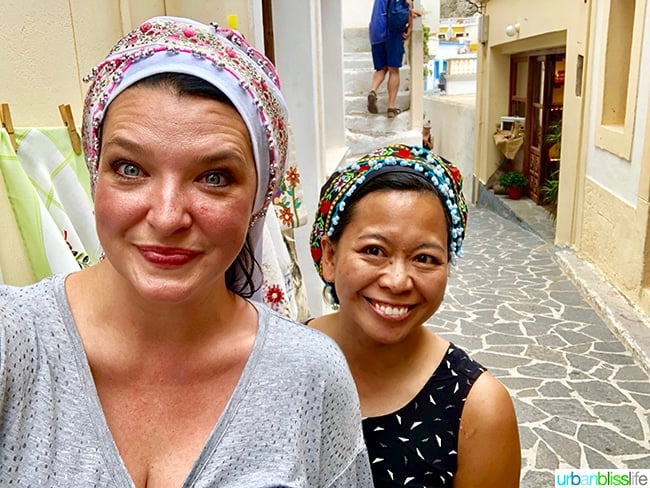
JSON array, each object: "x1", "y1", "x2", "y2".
[
  {"x1": 343, "y1": 26, "x2": 371, "y2": 53},
  {"x1": 344, "y1": 65, "x2": 411, "y2": 96},
  {"x1": 345, "y1": 128, "x2": 423, "y2": 162},
  {"x1": 345, "y1": 92, "x2": 411, "y2": 114},
  {"x1": 346, "y1": 111, "x2": 412, "y2": 135},
  {"x1": 344, "y1": 52, "x2": 373, "y2": 70}
]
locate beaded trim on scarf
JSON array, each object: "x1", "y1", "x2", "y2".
[{"x1": 310, "y1": 144, "x2": 468, "y2": 279}]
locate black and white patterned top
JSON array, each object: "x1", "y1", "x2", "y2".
[{"x1": 362, "y1": 343, "x2": 485, "y2": 487}]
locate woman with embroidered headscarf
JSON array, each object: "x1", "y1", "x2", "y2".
[
  {"x1": 309, "y1": 144, "x2": 521, "y2": 487},
  {"x1": 0, "y1": 17, "x2": 372, "y2": 487}
]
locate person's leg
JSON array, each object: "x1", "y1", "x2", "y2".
[
  {"x1": 370, "y1": 68, "x2": 387, "y2": 93},
  {"x1": 368, "y1": 43, "x2": 388, "y2": 113},
  {"x1": 385, "y1": 33, "x2": 405, "y2": 117},
  {"x1": 386, "y1": 67, "x2": 400, "y2": 109}
]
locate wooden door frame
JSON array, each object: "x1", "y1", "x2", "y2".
[
  {"x1": 509, "y1": 48, "x2": 565, "y2": 204},
  {"x1": 262, "y1": 0, "x2": 275, "y2": 64}
]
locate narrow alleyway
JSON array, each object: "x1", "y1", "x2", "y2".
[{"x1": 427, "y1": 205, "x2": 650, "y2": 487}]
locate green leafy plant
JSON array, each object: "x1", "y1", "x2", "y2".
[
  {"x1": 499, "y1": 171, "x2": 528, "y2": 189},
  {"x1": 541, "y1": 169, "x2": 559, "y2": 221},
  {"x1": 423, "y1": 24, "x2": 432, "y2": 77},
  {"x1": 545, "y1": 120, "x2": 562, "y2": 159},
  {"x1": 545, "y1": 120, "x2": 562, "y2": 149}
]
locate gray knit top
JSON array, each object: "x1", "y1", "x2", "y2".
[{"x1": 0, "y1": 274, "x2": 373, "y2": 487}]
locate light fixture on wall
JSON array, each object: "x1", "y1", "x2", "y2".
[{"x1": 505, "y1": 23, "x2": 520, "y2": 37}]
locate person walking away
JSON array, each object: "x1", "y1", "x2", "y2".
[
  {"x1": 309, "y1": 144, "x2": 521, "y2": 487},
  {"x1": 367, "y1": 0, "x2": 415, "y2": 118}
]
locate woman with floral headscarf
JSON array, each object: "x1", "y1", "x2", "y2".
[
  {"x1": 0, "y1": 17, "x2": 372, "y2": 487},
  {"x1": 310, "y1": 144, "x2": 521, "y2": 487}
]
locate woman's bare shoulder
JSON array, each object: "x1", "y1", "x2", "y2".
[{"x1": 455, "y1": 371, "x2": 521, "y2": 488}]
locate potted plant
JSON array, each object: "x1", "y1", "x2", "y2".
[
  {"x1": 499, "y1": 171, "x2": 528, "y2": 200},
  {"x1": 545, "y1": 120, "x2": 562, "y2": 160},
  {"x1": 541, "y1": 169, "x2": 559, "y2": 221}
]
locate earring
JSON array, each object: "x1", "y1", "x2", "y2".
[{"x1": 323, "y1": 283, "x2": 339, "y2": 310}]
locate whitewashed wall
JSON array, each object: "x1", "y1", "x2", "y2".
[
  {"x1": 343, "y1": 0, "x2": 439, "y2": 29},
  {"x1": 423, "y1": 95, "x2": 475, "y2": 200}
]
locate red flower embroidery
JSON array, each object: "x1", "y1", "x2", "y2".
[
  {"x1": 279, "y1": 207, "x2": 294, "y2": 226},
  {"x1": 139, "y1": 22, "x2": 152, "y2": 33},
  {"x1": 310, "y1": 246, "x2": 322, "y2": 264},
  {"x1": 285, "y1": 167, "x2": 301, "y2": 186},
  {"x1": 396, "y1": 147, "x2": 412, "y2": 159},
  {"x1": 183, "y1": 27, "x2": 197, "y2": 38},
  {"x1": 319, "y1": 199, "x2": 332, "y2": 216},
  {"x1": 265, "y1": 284, "x2": 284, "y2": 304},
  {"x1": 450, "y1": 165, "x2": 461, "y2": 183}
]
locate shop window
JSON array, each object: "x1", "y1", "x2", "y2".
[
  {"x1": 509, "y1": 56, "x2": 528, "y2": 118},
  {"x1": 595, "y1": 0, "x2": 645, "y2": 160}
]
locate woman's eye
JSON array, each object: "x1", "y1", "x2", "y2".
[
  {"x1": 416, "y1": 254, "x2": 439, "y2": 265},
  {"x1": 202, "y1": 171, "x2": 228, "y2": 187},
  {"x1": 363, "y1": 246, "x2": 383, "y2": 257},
  {"x1": 114, "y1": 161, "x2": 142, "y2": 178}
]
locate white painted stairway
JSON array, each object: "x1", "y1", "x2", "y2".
[{"x1": 343, "y1": 27, "x2": 422, "y2": 162}]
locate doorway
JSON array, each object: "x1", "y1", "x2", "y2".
[{"x1": 509, "y1": 50, "x2": 565, "y2": 204}]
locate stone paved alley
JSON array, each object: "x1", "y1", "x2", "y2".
[{"x1": 427, "y1": 206, "x2": 650, "y2": 487}]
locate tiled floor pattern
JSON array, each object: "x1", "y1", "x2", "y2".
[{"x1": 426, "y1": 206, "x2": 650, "y2": 487}]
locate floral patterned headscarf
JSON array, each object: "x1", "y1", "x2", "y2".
[
  {"x1": 81, "y1": 16, "x2": 289, "y2": 297},
  {"x1": 310, "y1": 144, "x2": 468, "y2": 281}
]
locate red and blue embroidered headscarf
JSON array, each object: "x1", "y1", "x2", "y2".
[{"x1": 310, "y1": 144, "x2": 468, "y2": 281}]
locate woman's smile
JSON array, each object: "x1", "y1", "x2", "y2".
[
  {"x1": 366, "y1": 298, "x2": 413, "y2": 320},
  {"x1": 137, "y1": 245, "x2": 201, "y2": 267}
]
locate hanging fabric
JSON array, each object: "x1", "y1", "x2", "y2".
[
  {"x1": 0, "y1": 126, "x2": 101, "y2": 283},
  {"x1": 0, "y1": 127, "x2": 34, "y2": 285},
  {"x1": 269, "y1": 122, "x2": 310, "y2": 321}
]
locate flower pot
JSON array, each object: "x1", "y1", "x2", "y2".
[{"x1": 508, "y1": 187, "x2": 523, "y2": 200}]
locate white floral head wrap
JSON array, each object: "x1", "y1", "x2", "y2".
[{"x1": 81, "y1": 16, "x2": 289, "y2": 297}]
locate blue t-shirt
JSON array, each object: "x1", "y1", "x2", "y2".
[
  {"x1": 369, "y1": 0, "x2": 409, "y2": 45},
  {"x1": 369, "y1": 0, "x2": 388, "y2": 45}
]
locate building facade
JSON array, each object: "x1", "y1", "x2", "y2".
[{"x1": 474, "y1": 0, "x2": 650, "y2": 318}]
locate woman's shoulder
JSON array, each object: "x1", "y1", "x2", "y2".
[
  {"x1": 254, "y1": 303, "x2": 349, "y2": 365},
  {"x1": 251, "y1": 303, "x2": 360, "y2": 410},
  {"x1": 0, "y1": 275, "x2": 71, "y2": 387},
  {"x1": 0, "y1": 274, "x2": 64, "y2": 321},
  {"x1": 443, "y1": 342, "x2": 486, "y2": 381}
]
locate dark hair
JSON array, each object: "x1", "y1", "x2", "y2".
[
  {"x1": 129, "y1": 73, "x2": 260, "y2": 297},
  {"x1": 226, "y1": 234, "x2": 262, "y2": 298},
  {"x1": 133, "y1": 72, "x2": 235, "y2": 107}
]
